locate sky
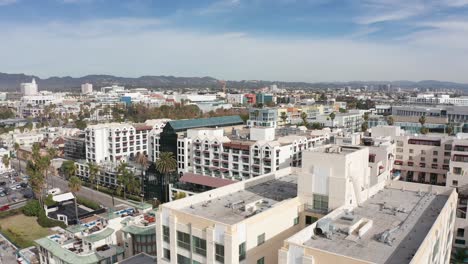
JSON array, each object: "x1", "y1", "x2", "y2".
[{"x1": 0, "y1": 0, "x2": 468, "y2": 82}]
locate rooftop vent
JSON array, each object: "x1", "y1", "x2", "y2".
[{"x1": 315, "y1": 218, "x2": 335, "y2": 239}]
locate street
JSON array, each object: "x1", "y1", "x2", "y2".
[
  {"x1": 47, "y1": 176, "x2": 133, "y2": 209},
  {"x1": 10, "y1": 157, "x2": 135, "y2": 209}
]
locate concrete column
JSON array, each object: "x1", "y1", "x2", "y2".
[{"x1": 206, "y1": 227, "x2": 215, "y2": 264}]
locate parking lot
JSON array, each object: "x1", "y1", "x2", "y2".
[{"x1": 0, "y1": 171, "x2": 33, "y2": 208}]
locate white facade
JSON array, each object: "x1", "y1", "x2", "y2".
[
  {"x1": 226, "y1": 94, "x2": 244, "y2": 105},
  {"x1": 81, "y1": 83, "x2": 93, "y2": 94},
  {"x1": 20, "y1": 78, "x2": 38, "y2": 95},
  {"x1": 85, "y1": 123, "x2": 151, "y2": 163}
]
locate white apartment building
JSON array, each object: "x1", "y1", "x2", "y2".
[
  {"x1": 85, "y1": 123, "x2": 151, "y2": 164},
  {"x1": 156, "y1": 167, "x2": 305, "y2": 264},
  {"x1": 156, "y1": 142, "x2": 443, "y2": 264},
  {"x1": 226, "y1": 94, "x2": 244, "y2": 105},
  {"x1": 315, "y1": 112, "x2": 364, "y2": 132},
  {"x1": 81, "y1": 83, "x2": 93, "y2": 94},
  {"x1": 20, "y1": 78, "x2": 38, "y2": 95}
]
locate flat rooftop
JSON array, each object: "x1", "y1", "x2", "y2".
[
  {"x1": 303, "y1": 187, "x2": 449, "y2": 264},
  {"x1": 181, "y1": 174, "x2": 298, "y2": 225},
  {"x1": 308, "y1": 145, "x2": 363, "y2": 155}
]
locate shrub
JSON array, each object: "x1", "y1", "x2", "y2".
[
  {"x1": 76, "y1": 196, "x2": 100, "y2": 210},
  {"x1": 22, "y1": 200, "x2": 41, "y2": 217},
  {"x1": 0, "y1": 208, "x2": 22, "y2": 219},
  {"x1": 37, "y1": 210, "x2": 66, "y2": 229},
  {"x1": 44, "y1": 194, "x2": 57, "y2": 207}
]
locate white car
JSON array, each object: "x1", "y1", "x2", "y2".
[{"x1": 0, "y1": 192, "x2": 5, "y2": 197}]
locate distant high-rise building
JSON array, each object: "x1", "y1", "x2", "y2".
[
  {"x1": 81, "y1": 83, "x2": 93, "y2": 94},
  {"x1": 20, "y1": 78, "x2": 38, "y2": 95}
]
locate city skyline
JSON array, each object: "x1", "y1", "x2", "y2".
[{"x1": 1, "y1": 0, "x2": 468, "y2": 82}]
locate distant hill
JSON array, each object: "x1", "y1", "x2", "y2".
[{"x1": 0, "y1": 72, "x2": 467, "y2": 92}]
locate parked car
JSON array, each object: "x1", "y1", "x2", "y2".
[
  {"x1": 0, "y1": 181, "x2": 6, "y2": 186},
  {"x1": 23, "y1": 192, "x2": 34, "y2": 199},
  {"x1": 0, "y1": 205, "x2": 9, "y2": 211},
  {"x1": 0, "y1": 192, "x2": 5, "y2": 197},
  {"x1": 20, "y1": 182, "x2": 27, "y2": 188}
]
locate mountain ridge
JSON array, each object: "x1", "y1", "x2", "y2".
[{"x1": 0, "y1": 72, "x2": 467, "y2": 91}]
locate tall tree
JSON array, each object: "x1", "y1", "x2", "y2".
[
  {"x1": 88, "y1": 162, "x2": 100, "y2": 191},
  {"x1": 446, "y1": 123, "x2": 454, "y2": 135},
  {"x1": 61, "y1": 160, "x2": 76, "y2": 180},
  {"x1": 2, "y1": 154, "x2": 10, "y2": 170},
  {"x1": 329, "y1": 112, "x2": 336, "y2": 130},
  {"x1": 156, "y1": 152, "x2": 177, "y2": 202},
  {"x1": 116, "y1": 162, "x2": 130, "y2": 200},
  {"x1": 68, "y1": 176, "x2": 82, "y2": 224},
  {"x1": 387, "y1": 116, "x2": 395, "y2": 126},
  {"x1": 135, "y1": 153, "x2": 149, "y2": 198},
  {"x1": 300, "y1": 111, "x2": 308, "y2": 126},
  {"x1": 280, "y1": 112, "x2": 288, "y2": 125},
  {"x1": 419, "y1": 115, "x2": 428, "y2": 134}
]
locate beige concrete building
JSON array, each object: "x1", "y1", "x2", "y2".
[
  {"x1": 156, "y1": 143, "x2": 395, "y2": 264},
  {"x1": 279, "y1": 181, "x2": 457, "y2": 264}
]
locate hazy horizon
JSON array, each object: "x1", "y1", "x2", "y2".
[{"x1": 1, "y1": 0, "x2": 468, "y2": 82}]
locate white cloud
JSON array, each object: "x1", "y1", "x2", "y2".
[
  {"x1": 196, "y1": 0, "x2": 241, "y2": 15},
  {"x1": 0, "y1": 18, "x2": 467, "y2": 82},
  {"x1": 0, "y1": 0, "x2": 17, "y2": 6}
]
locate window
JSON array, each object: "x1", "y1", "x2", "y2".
[
  {"x1": 306, "y1": 215, "x2": 318, "y2": 225},
  {"x1": 458, "y1": 228, "x2": 465, "y2": 237},
  {"x1": 192, "y1": 236, "x2": 207, "y2": 256},
  {"x1": 177, "y1": 231, "x2": 190, "y2": 250},
  {"x1": 433, "y1": 151, "x2": 438, "y2": 155},
  {"x1": 257, "y1": 233, "x2": 265, "y2": 246},
  {"x1": 453, "y1": 180, "x2": 459, "y2": 186},
  {"x1": 409, "y1": 156, "x2": 413, "y2": 161},
  {"x1": 433, "y1": 158, "x2": 438, "y2": 163},
  {"x1": 239, "y1": 242, "x2": 246, "y2": 261},
  {"x1": 215, "y1": 244, "x2": 224, "y2": 263},
  {"x1": 163, "y1": 248, "x2": 171, "y2": 260},
  {"x1": 455, "y1": 239, "x2": 466, "y2": 245},
  {"x1": 294, "y1": 217, "x2": 299, "y2": 226},
  {"x1": 313, "y1": 194, "x2": 329, "y2": 211},
  {"x1": 177, "y1": 254, "x2": 190, "y2": 264},
  {"x1": 421, "y1": 150, "x2": 426, "y2": 155},
  {"x1": 163, "y1": 226, "x2": 170, "y2": 242},
  {"x1": 257, "y1": 257, "x2": 265, "y2": 264},
  {"x1": 409, "y1": 149, "x2": 414, "y2": 154},
  {"x1": 396, "y1": 148, "x2": 403, "y2": 153},
  {"x1": 420, "y1": 157, "x2": 425, "y2": 162}
]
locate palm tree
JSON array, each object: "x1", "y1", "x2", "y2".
[
  {"x1": 329, "y1": 112, "x2": 336, "y2": 130},
  {"x1": 280, "y1": 112, "x2": 288, "y2": 125},
  {"x1": 300, "y1": 112, "x2": 308, "y2": 126},
  {"x1": 2, "y1": 154, "x2": 9, "y2": 170},
  {"x1": 419, "y1": 115, "x2": 428, "y2": 134},
  {"x1": 116, "y1": 162, "x2": 130, "y2": 199},
  {"x1": 387, "y1": 115, "x2": 394, "y2": 126},
  {"x1": 446, "y1": 123, "x2": 454, "y2": 135},
  {"x1": 88, "y1": 162, "x2": 100, "y2": 191},
  {"x1": 13, "y1": 142, "x2": 21, "y2": 173},
  {"x1": 452, "y1": 248, "x2": 468, "y2": 264},
  {"x1": 61, "y1": 160, "x2": 76, "y2": 180},
  {"x1": 156, "y1": 152, "x2": 177, "y2": 202},
  {"x1": 135, "y1": 153, "x2": 149, "y2": 198},
  {"x1": 68, "y1": 176, "x2": 82, "y2": 224}
]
